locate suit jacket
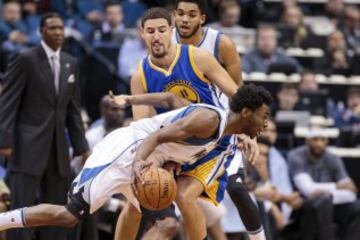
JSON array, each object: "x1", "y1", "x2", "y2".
[{"x1": 0, "y1": 45, "x2": 88, "y2": 177}]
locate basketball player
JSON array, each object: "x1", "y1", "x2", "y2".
[
  {"x1": 174, "y1": 1, "x2": 266, "y2": 239},
  {"x1": 0, "y1": 86, "x2": 272, "y2": 240},
  {"x1": 114, "y1": 7, "x2": 246, "y2": 240}
]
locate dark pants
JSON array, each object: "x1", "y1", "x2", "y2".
[
  {"x1": 6, "y1": 146, "x2": 70, "y2": 240},
  {"x1": 282, "y1": 193, "x2": 360, "y2": 240}
]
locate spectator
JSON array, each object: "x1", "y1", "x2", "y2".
[
  {"x1": 279, "y1": 6, "x2": 310, "y2": 48},
  {"x1": 333, "y1": 87, "x2": 360, "y2": 128},
  {"x1": 0, "y1": 1, "x2": 29, "y2": 58},
  {"x1": 256, "y1": 136, "x2": 304, "y2": 238},
  {"x1": 0, "y1": 12, "x2": 89, "y2": 240},
  {"x1": 271, "y1": 83, "x2": 303, "y2": 116},
  {"x1": 288, "y1": 129, "x2": 360, "y2": 240},
  {"x1": 207, "y1": 0, "x2": 242, "y2": 31},
  {"x1": 339, "y1": 6, "x2": 360, "y2": 55},
  {"x1": 22, "y1": 0, "x2": 41, "y2": 45},
  {"x1": 242, "y1": 25, "x2": 302, "y2": 73},
  {"x1": 92, "y1": 1, "x2": 125, "y2": 43},
  {"x1": 325, "y1": 0, "x2": 345, "y2": 24},
  {"x1": 315, "y1": 30, "x2": 354, "y2": 76},
  {"x1": 299, "y1": 71, "x2": 319, "y2": 92},
  {"x1": 86, "y1": 95, "x2": 125, "y2": 150},
  {"x1": 117, "y1": 32, "x2": 147, "y2": 84}
]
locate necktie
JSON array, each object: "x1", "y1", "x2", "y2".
[{"x1": 51, "y1": 55, "x2": 60, "y2": 94}]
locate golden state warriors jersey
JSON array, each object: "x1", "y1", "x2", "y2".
[{"x1": 139, "y1": 44, "x2": 224, "y2": 113}]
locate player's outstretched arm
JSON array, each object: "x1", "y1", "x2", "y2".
[
  {"x1": 133, "y1": 108, "x2": 219, "y2": 179},
  {"x1": 110, "y1": 92, "x2": 191, "y2": 110}
]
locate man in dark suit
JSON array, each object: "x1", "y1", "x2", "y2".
[{"x1": 0, "y1": 12, "x2": 89, "y2": 240}]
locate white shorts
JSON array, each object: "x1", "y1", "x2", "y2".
[{"x1": 66, "y1": 127, "x2": 142, "y2": 218}]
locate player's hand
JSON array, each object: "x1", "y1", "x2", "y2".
[
  {"x1": 0, "y1": 148, "x2": 13, "y2": 159},
  {"x1": 109, "y1": 91, "x2": 131, "y2": 108},
  {"x1": 237, "y1": 134, "x2": 259, "y2": 165},
  {"x1": 163, "y1": 161, "x2": 181, "y2": 176},
  {"x1": 133, "y1": 159, "x2": 152, "y2": 184}
]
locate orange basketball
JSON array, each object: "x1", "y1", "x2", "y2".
[{"x1": 134, "y1": 167, "x2": 177, "y2": 211}]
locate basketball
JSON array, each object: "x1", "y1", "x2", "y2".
[{"x1": 134, "y1": 167, "x2": 177, "y2": 211}]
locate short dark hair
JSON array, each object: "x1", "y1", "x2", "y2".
[
  {"x1": 141, "y1": 7, "x2": 172, "y2": 28},
  {"x1": 257, "y1": 135, "x2": 272, "y2": 147},
  {"x1": 230, "y1": 84, "x2": 273, "y2": 113},
  {"x1": 40, "y1": 12, "x2": 62, "y2": 29},
  {"x1": 105, "y1": 0, "x2": 121, "y2": 10},
  {"x1": 175, "y1": 0, "x2": 206, "y2": 14}
]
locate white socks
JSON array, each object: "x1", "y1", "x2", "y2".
[
  {"x1": 0, "y1": 208, "x2": 26, "y2": 231},
  {"x1": 248, "y1": 227, "x2": 266, "y2": 240}
]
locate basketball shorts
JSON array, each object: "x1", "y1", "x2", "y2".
[
  {"x1": 66, "y1": 127, "x2": 143, "y2": 219},
  {"x1": 181, "y1": 135, "x2": 243, "y2": 205}
]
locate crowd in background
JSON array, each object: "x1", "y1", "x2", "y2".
[{"x1": 0, "y1": 0, "x2": 360, "y2": 240}]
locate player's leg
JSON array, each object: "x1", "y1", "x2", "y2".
[
  {"x1": 0, "y1": 204, "x2": 78, "y2": 231},
  {"x1": 227, "y1": 173, "x2": 266, "y2": 240},
  {"x1": 140, "y1": 205, "x2": 179, "y2": 240},
  {"x1": 198, "y1": 199, "x2": 227, "y2": 240},
  {"x1": 114, "y1": 202, "x2": 142, "y2": 240},
  {"x1": 176, "y1": 175, "x2": 206, "y2": 240}
]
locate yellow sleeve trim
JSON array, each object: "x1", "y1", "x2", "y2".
[
  {"x1": 138, "y1": 60, "x2": 148, "y2": 92},
  {"x1": 188, "y1": 45, "x2": 210, "y2": 83}
]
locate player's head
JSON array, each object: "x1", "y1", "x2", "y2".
[
  {"x1": 229, "y1": 84, "x2": 273, "y2": 138},
  {"x1": 140, "y1": 7, "x2": 173, "y2": 58},
  {"x1": 175, "y1": 0, "x2": 206, "y2": 39}
]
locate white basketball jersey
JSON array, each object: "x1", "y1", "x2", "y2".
[
  {"x1": 130, "y1": 103, "x2": 228, "y2": 165},
  {"x1": 172, "y1": 27, "x2": 229, "y2": 110}
]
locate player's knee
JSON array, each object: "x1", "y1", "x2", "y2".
[
  {"x1": 157, "y1": 217, "x2": 180, "y2": 238},
  {"x1": 53, "y1": 208, "x2": 79, "y2": 228},
  {"x1": 176, "y1": 191, "x2": 193, "y2": 208}
]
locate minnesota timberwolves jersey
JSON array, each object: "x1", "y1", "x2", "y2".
[
  {"x1": 130, "y1": 103, "x2": 228, "y2": 165},
  {"x1": 139, "y1": 44, "x2": 223, "y2": 113},
  {"x1": 172, "y1": 27, "x2": 229, "y2": 110}
]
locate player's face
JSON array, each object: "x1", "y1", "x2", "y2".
[
  {"x1": 175, "y1": 2, "x2": 205, "y2": 39},
  {"x1": 243, "y1": 104, "x2": 270, "y2": 138},
  {"x1": 141, "y1": 18, "x2": 172, "y2": 58}
]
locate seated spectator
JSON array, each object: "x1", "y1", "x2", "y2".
[
  {"x1": 117, "y1": 24, "x2": 147, "y2": 84},
  {"x1": 333, "y1": 87, "x2": 360, "y2": 128},
  {"x1": 279, "y1": 6, "x2": 311, "y2": 48},
  {"x1": 288, "y1": 129, "x2": 360, "y2": 240},
  {"x1": 22, "y1": 0, "x2": 41, "y2": 45},
  {"x1": 271, "y1": 83, "x2": 304, "y2": 116},
  {"x1": 86, "y1": 95, "x2": 125, "y2": 149},
  {"x1": 92, "y1": 1, "x2": 125, "y2": 43},
  {"x1": 0, "y1": 1, "x2": 29, "y2": 55},
  {"x1": 325, "y1": 0, "x2": 345, "y2": 25},
  {"x1": 299, "y1": 71, "x2": 319, "y2": 92},
  {"x1": 339, "y1": 6, "x2": 360, "y2": 55},
  {"x1": 207, "y1": 0, "x2": 243, "y2": 32},
  {"x1": 242, "y1": 25, "x2": 302, "y2": 73},
  {"x1": 315, "y1": 30, "x2": 354, "y2": 76},
  {"x1": 256, "y1": 136, "x2": 304, "y2": 238}
]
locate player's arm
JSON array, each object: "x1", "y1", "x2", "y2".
[
  {"x1": 110, "y1": 92, "x2": 191, "y2": 110},
  {"x1": 130, "y1": 70, "x2": 156, "y2": 120},
  {"x1": 133, "y1": 108, "x2": 219, "y2": 178},
  {"x1": 218, "y1": 34, "x2": 242, "y2": 87},
  {"x1": 193, "y1": 47, "x2": 238, "y2": 97}
]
